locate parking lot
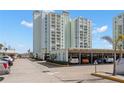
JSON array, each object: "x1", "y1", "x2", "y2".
[{"x1": 0, "y1": 58, "x2": 117, "y2": 83}]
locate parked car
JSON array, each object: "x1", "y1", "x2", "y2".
[
  {"x1": 0, "y1": 59, "x2": 10, "y2": 75},
  {"x1": 82, "y1": 58, "x2": 89, "y2": 64},
  {"x1": 69, "y1": 57, "x2": 79, "y2": 64},
  {"x1": 105, "y1": 58, "x2": 114, "y2": 63},
  {"x1": 94, "y1": 58, "x2": 105, "y2": 64},
  {"x1": 2, "y1": 56, "x2": 13, "y2": 66}
]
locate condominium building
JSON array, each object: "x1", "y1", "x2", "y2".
[
  {"x1": 33, "y1": 11, "x2": 92, "y2": 59},
  {"x1": 113, "y1": 13, "x2": 124, "y2": 49},
  {"x1": 33, "y1": 11, "x2": 70, "y2": 59},
  {"x1": 48, "y1": 11, "x2": 70, "y2": 51},
  {"x1": 33, "y1": 11, "x2": 43, "y2": 58},
  {"x1": 74, "y1": 17, "x2": 92, "y2": 48}
]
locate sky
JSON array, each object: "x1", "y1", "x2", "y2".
[
  {"x1": 0, "y1": 10, "x2": 124, "y2": 53},
  {"x1": 0, "y1": 10, "x2": 32, "y2": 53}
]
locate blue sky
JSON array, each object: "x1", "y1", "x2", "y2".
[
  {"x1": 0, "y1": 10, "x2": 32, "y2": 53},
  {"x1": 0, "y1": 10, "x2": 124, "y2": 53}
]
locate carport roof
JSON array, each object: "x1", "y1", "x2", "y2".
[{"x1": 68, "y1": 48, "x2": 124, "y2": 54}]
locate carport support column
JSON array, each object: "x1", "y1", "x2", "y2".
[
  {"x1": 79, "y1": 52, "x2": 81, "y2": 64},
  {"x1": 66, "y1": 49, "x2": 68, "y2": 62},
  {"x1": 102, "y1": 53, "x2": 104, "y2": 63},
  {"x1": 91, "y1": 53, "x2": 93, "y2": 64}
]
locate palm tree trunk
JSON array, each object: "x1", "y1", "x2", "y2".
[
  {"x1": 120, "y1": 45, "x2": 123, "y2": 58},
  {"x1": 113, "y1": 45, "x2": 116, "y2": 76}
]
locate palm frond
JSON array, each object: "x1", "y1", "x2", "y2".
[{"x1": 101, "y1": 36, "x2": 113, "y2": 45}]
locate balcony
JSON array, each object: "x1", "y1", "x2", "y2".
[
  {"x1": 51, "y1": 37, "x2": 55, "y2": 40},
  {"x1": 51, "y1": 25, "x2": 55, "y2": 27},
  {"x1": 57, "y1": 31, "x2": 61, "y2": 33},
  {"x1": 51, "y1": 41, "x2": 55, "y2": 44},
  {"x1": 51, "y1": 34, "x2": 55, "y2": 36}
]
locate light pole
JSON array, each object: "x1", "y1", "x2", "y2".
[{"x1": 94, "y1": 59, "x2": 97, "y2": 73}]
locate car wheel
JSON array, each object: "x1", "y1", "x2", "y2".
[
  {"x1": 5, "y1": 71, "x2": 10, "y2": 74},
  {"x1": 5, "y1": 68, "x2": 11, "y2": 74}
]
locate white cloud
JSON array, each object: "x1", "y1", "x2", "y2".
[
  {"x1": 93, "y1": 25, "x2": 108, "y2": 34},
  {"x1": 21, "y1": 20, "x2": 33, "y2": 28},
  {"x1": 96, "y1": 25, "x2": 108, "y2": 32},
  {"x1": 93, "y1": 33, "x2": 113, "y2": 49},
  {"x1": 103, "y1": 40, "x2": 113, "y2": 49},
  {"x1": 43, "y1": 10, "x2": 55, "y2": 13},
  {"x1": 18, "y1": 44, "x2": 25, "y2": 48},
  {"x1": 93, "y1": 39, "x2": 113, "y2": 49},
  {"x1": 92, "y1": 30, "x2": 97, "y2": 34}
]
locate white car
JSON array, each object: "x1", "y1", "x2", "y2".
[
  {"x1": 0, "y1": 59, "x2": 10, "y2": 75},
  {"x1": 2, "y1": 56, "x2": 13, "y2": 66},
  {"x1": 105, "y1": 58, "x2": 114, "y2": 63},
  {"x1": 70, "y1": 58, "x2": 79, "y2": 64},
  {"x1": 2, "y1": 56, "x2": 13, "y2": 62}
]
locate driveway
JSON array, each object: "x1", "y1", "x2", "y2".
[
  {"x1": 1, "y1": 59, "x2": 61, "y2": 83},
  {"x1": 0, "y1": 59, "x2": 117, "y2": 83}
]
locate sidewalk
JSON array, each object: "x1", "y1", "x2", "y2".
[{"x1": 1, "y1": 59, "x2": 61, "y2": 83}]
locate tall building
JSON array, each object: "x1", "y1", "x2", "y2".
[
  {"x1": 33, "y1": 11, "x2": 70, "y2": 59},
  {"x1": 48, "y1": 11, "x2": 70, "y2": 51},
  {"x1": 74, "y1": 17, "x2": 92, "y2": 48},
  {"x1": 69, "y1": 18, "x2": 92, "y2": 48},
  {"x1": 33, "y1": 11, "x2": 92, "y2": 59},
  {"x1": 33, "y1": 11, "x2": 43, "y2": 58},
  {"x1": 113, "y1": 13, "x2": 124, "y2": 49}
]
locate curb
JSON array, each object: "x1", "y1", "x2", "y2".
[
  {"x1": 91, "y1": 73, "x2": 124, "y2": 83},
  {"x1": 47, "y1": 62, "x2": 69, "y2": 67}
]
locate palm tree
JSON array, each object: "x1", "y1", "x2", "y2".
[
  {"x1": 101, "y1": 35, "x2": 124, "y2": 75},
  {"x1": 0, "y1": 43, "x2": 4, "y2": 50}
]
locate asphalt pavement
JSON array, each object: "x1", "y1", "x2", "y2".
[
  {"x1": 0, "y1": 58, "x2": 117, "y2": 83},
  {"x1": 1, "y1": 59, "x2": 61, "y2": 83}
]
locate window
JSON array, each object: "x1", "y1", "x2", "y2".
[
  {"x1": 80, "y1": 25, "x2": 83, "y2": 28},
  {"x1": 118, "y1": 15, "x2": 122, "y2": 19}
]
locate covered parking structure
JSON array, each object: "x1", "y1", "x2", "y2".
[
  {"x1": 68, "y1": 48, "x2": 124, "y2": 64},
  {"x1": 49, "y1": 48, "x2": 124, "y2": 64}
]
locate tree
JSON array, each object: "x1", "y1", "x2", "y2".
[
  {"x1": 101, "y1": 35, "x2": 124, "y2": 75},
  {"x1": 0, "y1": 43, "x2": 4, "y2": 50},
  {"x1": 4, "y1": 47, "x2": 8, "y2": 51}
]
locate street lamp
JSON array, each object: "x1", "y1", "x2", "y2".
[{"x1": 94, "y1": 59, "x2": 97, "y2": 73}]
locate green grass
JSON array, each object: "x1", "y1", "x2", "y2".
[
  {"x1": 0, "y1": 77, "x2": 4, "y2": 81},
  {"x1": 48, "y1": 60, "x2": 68, "y2": 65}
]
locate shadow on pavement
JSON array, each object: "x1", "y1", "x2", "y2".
[
  {"x1": 61, "y1": 78, "x2": 104, "y2": 83},
  {"x1": 38, "y1": 62, "x2": 64, "y2": 68}
]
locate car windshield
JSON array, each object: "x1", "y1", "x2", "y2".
[{"x1": 3, "y1": 57, "x2": 9, "y2": 58}]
